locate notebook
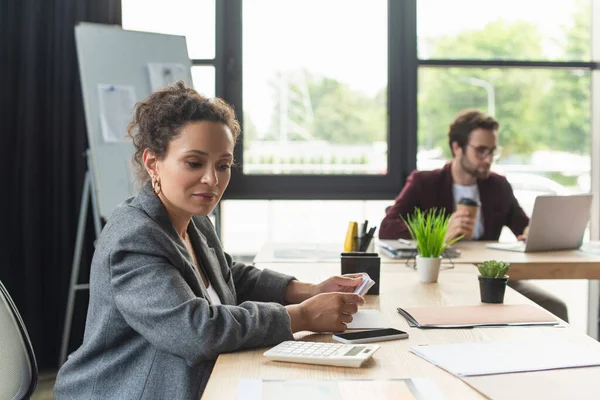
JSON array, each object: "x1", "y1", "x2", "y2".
[
  {"x1": 376, "y1": 239, "x2": 460, "y2": 259},
  {"x1": 397, "y1": 304, "x2": 558, "y2": 328}
]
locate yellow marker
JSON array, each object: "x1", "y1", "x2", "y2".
[{"x1": 344, "y1": 221, "x2": 358, "y2": 252}]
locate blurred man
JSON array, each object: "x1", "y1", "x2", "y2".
[{"x1": 379, "y1": 109, "x2": 567, "y2": 321}]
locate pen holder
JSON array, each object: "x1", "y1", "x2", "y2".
[{"x1": 341, "y1": 252, "x2": 381, "y2": 295}]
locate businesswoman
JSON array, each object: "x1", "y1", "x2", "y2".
[{"x1": 54, "y1": 82, "x2": 364, "y2": 400}]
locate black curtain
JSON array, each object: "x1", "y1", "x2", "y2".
[{"x1": 0, "y1": 0, "x2": 121, "y2": 370}]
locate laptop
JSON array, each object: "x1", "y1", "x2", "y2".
[{"x1": 486, "y1": 194, "x2": 592, "y2": 252}]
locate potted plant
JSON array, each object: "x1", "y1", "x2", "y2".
[
  {"x1": 401, "y1": 208, "x2": 461, "y2": 283},
  {"x1": 477, "y1": 260, "x2": 510, "y2": 303}
]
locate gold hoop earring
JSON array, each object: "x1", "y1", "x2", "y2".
[{"x1": 152, "y1": 177, "x2": 162, "y2": 195}]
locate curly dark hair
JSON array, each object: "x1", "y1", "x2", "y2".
[
  {"x1": 128, "y1": 81, "x2": 241, "y2": 182},
  {"x1": 448, "y1": 109, "x2": 499, "y2": 156}
]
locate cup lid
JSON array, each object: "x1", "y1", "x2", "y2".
[{"x1": 458, "y1": 197, "x2": 480, "y2": 206}]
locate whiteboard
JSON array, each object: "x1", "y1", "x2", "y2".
[{"x1": 75, "y1": 23, "x2": 193, "y2": 218}]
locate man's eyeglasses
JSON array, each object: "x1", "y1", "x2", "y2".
[{"x1": 467, "y1": 144, "x2": 502, "y2": 161}]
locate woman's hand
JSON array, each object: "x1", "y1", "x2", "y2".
[
  {"x1": 315, "y1": 274, "x2": 364, "y2": 294},
  {"x1": 284, "y1": 274, "x2": 363, "y2": 304},
  {"x1": 286, "y1": 292, "x2": 364, "y2": 333}
]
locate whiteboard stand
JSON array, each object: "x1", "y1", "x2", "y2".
[{"x1": 59, "y1": 150, "x2": 103, "y2": 366}]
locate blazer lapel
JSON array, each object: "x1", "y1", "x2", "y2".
[
  {"x1": 135, "y1": 181, "x2": 235, "y2": 304},
  {"x1": 135, "y1": 181, "x2": 209, "y2": 299},
  {"x1": 188, "y1": 219, "x2": 236, "y2": 306}
]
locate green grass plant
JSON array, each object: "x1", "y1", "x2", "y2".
[{"x1": 401, "y1": 208, "x2": 461, "y2": 258}]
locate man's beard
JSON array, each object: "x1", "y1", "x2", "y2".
[{"x1": 460, "y1": 154, "x2": 490, "y2": 179}]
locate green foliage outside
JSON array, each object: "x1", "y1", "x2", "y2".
[
  {"x1": 401, "y1": 208, "x2": 461, "y2": 258},
  {"x1": 477, "y1": 260, "x2": 510, "y2": 278},
  {"x1": 419, "y1": 6, "x2": 590, "y2": 158},
  {"x1": 266, "y1": 71, "x2": 386, "y2": 144}
]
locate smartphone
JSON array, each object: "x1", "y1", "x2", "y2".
[{"x1": 332, "y1": 328, "x2": 409, "y2": 344}]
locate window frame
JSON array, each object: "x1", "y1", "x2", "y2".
[
  {"x1": 588, "y1": 0, "x2": 600, "y2": 343},
  {"x1": 204, "y1": 1, "x2": 600, "y2": 200},
  {"x1": 215, "y1": 0, "x2": 416, "y2": 200}
]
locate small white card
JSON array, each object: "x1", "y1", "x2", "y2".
[{"x1": 346, "y1": 309, "x2": 387, "y2": 330}]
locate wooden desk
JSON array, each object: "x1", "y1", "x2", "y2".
[
  {"x1": 253, "y1": 241, "x2": 600, "y2": 280},
  {"x1": 444, "y1": 241, "x2": 600, "y2": 280},
  {"x1": 202, "y1": 263, "x2": 600, "y2": 400}
]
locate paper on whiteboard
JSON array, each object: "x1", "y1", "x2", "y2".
[
  {"x1": 147, "y1": 63, "x2": 190, "y2": 92},
  {"x1": 97, "y1": 84, "x2": 136, "y2": 143}
]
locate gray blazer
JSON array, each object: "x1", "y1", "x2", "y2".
[{"x1": 54, "y1": 182, "x2": 295, "y2": 400}]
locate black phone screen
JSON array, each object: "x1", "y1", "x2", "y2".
[{"x1": 335, "y1": 328, "x2": 407, "y2": 340}]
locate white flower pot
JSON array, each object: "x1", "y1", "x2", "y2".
[{"x1": 416, "y1": 255, "x2": 442, "y2": 283}]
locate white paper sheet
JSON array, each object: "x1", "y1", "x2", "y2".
[
  {"x1": 147, "y1": 63, "x2": 189, "y2": 92},
  {"x1": 97, "y1": 84, "x2": 136, "y2": 143},
  {"x1": 346, "y1": 309, "x2": 387, "y2": 330},
  {"x1": 237, "y1": 379, "x2": 446, "y2": 400},
  {"x1": 411, "y1": 340, "x2": 600, "y2": 377}
]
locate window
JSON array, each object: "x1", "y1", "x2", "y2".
[
  {"x1": 242, "y1": 0, "x2": 387, "y2": 176},
  {"x1": 418, "y1": 68, "x2": 591, "y2": 219},
  {"x1": 223, "y1": 0, "x2": 411, "y2": 199},
  {"x1": 122, "y1": 0, "x2": 215, "y2": 59},
  {"x1": 122, "y1": 0, "x2": 216, "y2": 96},
  {"x1": 418, "y1": 0, "x2": 591, "y2": 61},
  {"x1": 416, "y1": 0, "x2": 593, "y2": 220},
  {"x1": 416, "y1": 0, "x2": 597, "y2": 336},
  {"x1": 221, "y1": 200, "x2": 391, "y2": 256},
  {"x1": 192, "y1": 66, "x2": 216, "y2": 99}
]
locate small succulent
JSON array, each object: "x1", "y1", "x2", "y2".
[{"x1": 477, "y1": 260, "x2": 510, "y2": 278}]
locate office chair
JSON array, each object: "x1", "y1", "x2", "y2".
[{"x1": 0, "y1": 280, "x2": 38, "y2": 400}]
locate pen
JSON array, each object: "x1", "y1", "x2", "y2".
[
  {"x1": 357, "y1": 222, "x2": 365, "y2": 252},
  {"x1": 360, "y1": 226, "x2": 377, "y2": 252}
]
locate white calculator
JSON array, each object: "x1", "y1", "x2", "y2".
[{"x1": 263, "y1": 341, "x2": 380, "y2": 368}]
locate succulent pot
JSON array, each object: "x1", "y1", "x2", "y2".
[{"x1": 478, "y1": 275, "x2": 509, "y2": 304}]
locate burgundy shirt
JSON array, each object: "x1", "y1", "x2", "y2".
[{"x1": 379, "y1": 163, "x2": 529, "y2": 240}]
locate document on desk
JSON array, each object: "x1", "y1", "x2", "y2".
[
  {"x1": 376, "y1": 239, "x2": 460, "y2": 259},
  {"x1": 346, "y1": 309, "x2": 387, "y2": 330},
  {"x1": 579, "y1": 241, "x2": 600, "y2": 256},
  {"x1": 397, "y1": 304, "x2": 558, "y2": 328},
  {"x1": 237, "y1": 378, "x2": 447, "y2": 400},
  {"x1": 411, "y1": 339, "x2": 600, "y2": 377}
]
